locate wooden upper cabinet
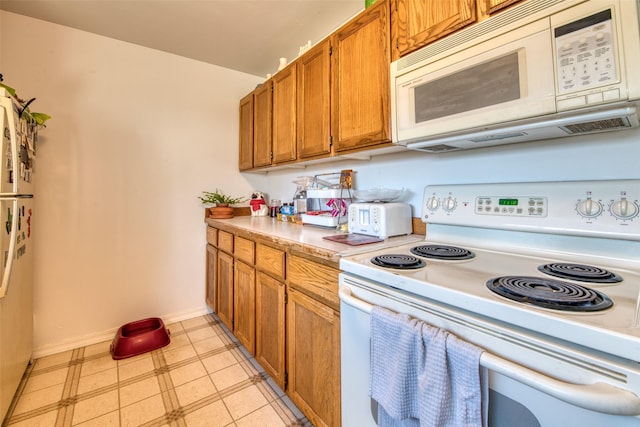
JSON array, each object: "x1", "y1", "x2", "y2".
[
  {"x1": 238, "y1": 93, "x2": 254, "y2": 171},
  {"x1": 272, "y1": 63, "x2": 298, "y2": 164},
  {"x1": 331, "y1": 0, "x2": 391, "y2": 152},
  {"x1": 297, "y1": 38, "x2": 332, "y2": 159},
  {"x1": 392, "y1": 0, "x2": 477, "y2": 60},
  {"x1": 253, "y1": 81, "x2": 273, "y2": 168},
  {"x1": 480, "y1": 0, "x2": 523, "y2": 15}
]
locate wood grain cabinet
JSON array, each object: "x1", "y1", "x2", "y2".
[
  {"x1": 253, "y1": 81, "x2": 273, "y2": 168},
  {"x1": 272, "y1": 63, "x2": 298, "y2": 164},
  {"x1": 255, "y1": 243, "x2": 287, "y2": 388},
  {"x1": 238, "y1": 93, "x2": 254, "y2": 171},
  {"x1": 234, "y1": 237, "x2": 256, "y2": 354},
  {"x1": 287, "y1": 287, "x2": 341, "y2": 427},
  {"x1": 331, "y1": 0, "x2": 392, "y2": 153},
  {"x1": 391, "y1": 0, "x2": 525, "y2": 60},
  {"x1": 297, "y1": 38, "x2": 332, "y2": 159},
  {"x1": 216, "y1": 250, "x2": 234, "y2": 331},
  {"x1": 205, "y1": 227, "x2": 218, "y2": 311},
  {"x1": 391, "y1": 0, "x2": 477, "y2": 60},
  {"x1": 286, "y1": 254, "x2": 341, "y2": 427},
  {"x1": 239, "y1": 63, "x2": 297, "y2": 171},
  {"x1": 203, "y1": 225, "x2": 342, "y2": 426},
  {"x1": 240, "y1": 0, "x2": 394, "y2": 171}
]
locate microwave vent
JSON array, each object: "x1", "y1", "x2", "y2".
[
  {"x1": 396, "y1": 0, "x2": 569, "y2": 73},
  {"x1": 416, "y1": 144, "x2": 458, "y2": 153},
  {"x1": 561, "y1": 117, "x2": 633, "y2": 134}
]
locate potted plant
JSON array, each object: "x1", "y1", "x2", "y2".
[{"x1": 198, "y1": 190, "x2": 247, "y2": 218}]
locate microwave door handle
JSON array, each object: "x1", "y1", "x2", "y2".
[{"x1": 338, "y1": 285, "x2": 640, "y2": 416}]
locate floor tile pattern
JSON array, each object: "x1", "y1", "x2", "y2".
[{"x1": 3, "y1": 314, "x2": 312, "y2": 427}]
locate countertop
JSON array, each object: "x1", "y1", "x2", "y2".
[{"x1": 205, "y1": 216, "x2": 424, "y2": 264}]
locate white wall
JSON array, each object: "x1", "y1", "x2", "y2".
[{"x1": 1, "y1": 11, "x2": 263, "y2": 356}]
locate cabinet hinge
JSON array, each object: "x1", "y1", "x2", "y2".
[
  {"x1": 329, "y1": 135, "x2": 333, "y2": 147},
  {"x1": 284, "y1": 292, "x2": 288, "y2": 305},
  {"x1": 284, "y1": 371, "x2": 288, "y2": 388},
  {"x1": 270, "y1": 83, "x2": 274, "y2": 93},
  {"x1": 270, "y1": 151, "x2": 274, "y2": 161},
  {"x1": 329, "y1": 45, "x2": 333, "y2": 56}
]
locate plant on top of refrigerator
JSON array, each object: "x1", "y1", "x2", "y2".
[{"x1": 0, "y1": 74, "x2": 51, "y2": 127}]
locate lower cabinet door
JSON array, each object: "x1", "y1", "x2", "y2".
[
  {"x1": 287, "y1": 288, "x2": 341, "y2": 427},
  {"x1": 217, "y1": 251, "x2": 234, "y2": 331},
  {"x1": 234, "y1": 261, "x2": 256, "y2": 354},
  {"x1": 256, "y1": 272, "x2": 285, "y2": 389},
  {"x1": 206, "y1": 244, "x2": 217, "y2": 312}
]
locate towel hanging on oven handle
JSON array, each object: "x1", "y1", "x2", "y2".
[{"x1": 339, "y1": 285, "x2": 640, "y2": 416}]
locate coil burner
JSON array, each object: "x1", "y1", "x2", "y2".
[
  {"x1": 486, "y1": 276, "x2": 613, "y2": 312},
  {"x1": 371, "y1": 254, "x2": 426, "y2": 270},
  {"x1": 410, "y1": 244, "x2": 475, "y2": 260},
  {"x1": 538, "y1": 263, "x2": 622, "y2": 283}
]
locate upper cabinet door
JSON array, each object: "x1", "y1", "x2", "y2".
[
  {"x1": 238, "y1": 93, "x2": 254, "y2": 171},
  {"x1": 253, "y1": 81, "x2": 273, "y2": 168},
  {"x1": 296, "y1": 38, "x2": 332, "y2": 159},
  {"x1": 331, "y1": 0, "x2": 391, "y2": 152},
  {"x1": 392, "y1": 0, "x2": 476, "y2": 60},
  {"x1": 272, "y1": 63, "x2": 297, "y2": 164}
]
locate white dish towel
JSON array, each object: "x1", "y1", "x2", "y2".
[{"x1": 369, "y1": 306, "x2": 486, "y2": 427}]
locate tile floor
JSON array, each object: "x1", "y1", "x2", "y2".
[{"x1": 3, "y1": 314, "x2": 312, "y2": 427}]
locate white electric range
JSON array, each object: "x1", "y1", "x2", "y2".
[{"x1": 339, "y1": 180, "x2": 640, "y2": 427}]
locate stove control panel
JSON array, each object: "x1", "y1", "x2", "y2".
[
  {"x1": 422, "y1": 180, "x2": 640, "y2": 240},
  {"x1": 475, "y1": 196, "x2": 547, "y2": 217}
]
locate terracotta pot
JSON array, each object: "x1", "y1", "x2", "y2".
[{"x1": 209, "y1": 206, "x2": 234, "y2": 219}]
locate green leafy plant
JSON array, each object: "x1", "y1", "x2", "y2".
[
  {"x1": 198, "y1": 190, "x2": 247, "y2": 206},
  {"x1": 0, "y1": 76, "x2": 51, "y2": 127}
]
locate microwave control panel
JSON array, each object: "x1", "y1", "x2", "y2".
[{"x1": 554, "y1": 8, "x2": 619, "y2": 106}]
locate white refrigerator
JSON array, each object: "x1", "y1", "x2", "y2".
[{"x1": 0, "y1": 87, "x2": 36, "y2": 420}]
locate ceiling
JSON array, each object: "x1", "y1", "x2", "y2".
[{"x1": 0, "y1": 0, "x2": 364, "y2": 77}]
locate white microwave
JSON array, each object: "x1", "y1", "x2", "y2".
[{"x1": 391, "y1": 0, "x2": 640, "y2": 152}]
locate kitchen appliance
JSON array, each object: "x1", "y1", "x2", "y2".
[
  {"x1": 0, "y1": 88, "x2": 36, "y2": 420},
  {"x1": 391, "y1": 0, "x2": 640, "y2": 152},
  {"x1": 348, "y1": 202, "x2": 412, "y2": 239},
  {"x1": 340, "y1": 180, "x2": 640, "y2": 426}
]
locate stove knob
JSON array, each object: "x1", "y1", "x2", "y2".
[
  {"x1": 443, "y1": 196, "x2": 457, "y2": 212},
  {"x1": 576, "y1": 198, "x2": 603, "y2": 218},
  {"x1": 610, "y1": 198, "x2": 639, "y2": 220},
  {"x1": 426, "y1": 196, "x2": 439, "y2": 211}
]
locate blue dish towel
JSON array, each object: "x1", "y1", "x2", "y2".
[{"x1": 369, "y1": 306, "x2": 485, "y2": 427}]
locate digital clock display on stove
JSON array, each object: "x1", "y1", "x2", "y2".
[{"x1": 499, "y1": 198, "x2": 519, "y2": 206}]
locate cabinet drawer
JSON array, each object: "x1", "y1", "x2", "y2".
[
  {"x1": 287, "y1": 255, "x2": 340, "y2": 309},
  {"x1": 218, "y1": 230, "x2": 234, "y2": 253},
  {"x1": 235, "y1": 237, "x2": 255, "y2": 264},
  {"x1": 256, "y1": 244, "x2": 286, "y2": 279},
  {"x1": 206, "y1": 227, "x2": 218, "y2": 246}
]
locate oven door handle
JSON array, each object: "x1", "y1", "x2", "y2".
[{"x1": 339, "y1": 285, "x2": 640, "y2": 416}]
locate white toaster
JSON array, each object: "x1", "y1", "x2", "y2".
[{"x1": 348, "y1": 202, "x2": 412, "y2": 239}]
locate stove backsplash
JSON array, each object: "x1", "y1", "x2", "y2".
[{"x1": 260, "y1": 127, "x2": 640, "y2": 214}]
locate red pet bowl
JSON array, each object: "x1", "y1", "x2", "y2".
[{"x1": 110, "y1": 317, "x2": 171, "y2": 360}]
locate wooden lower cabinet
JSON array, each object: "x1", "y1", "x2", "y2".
[
  {"x1": 204, "y1": 224, "x2": 342, "y2": 426},
  {"x1": 255, "y1": 272, "x2": 286, "y2": 389},
  {"x1": 234, "y1": 261, "x2": 256, "y2": 354},
  {"x1": 206, "y1": 244, "x2": 217, "y2": 311},
  {"x1": 287, "y1": 287, "x2": 341, "y2": 427},
  {"x1": 217, "y1": 251, "x2": 234, "y2": 331}
]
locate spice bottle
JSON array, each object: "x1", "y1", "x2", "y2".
[{"x1": 269, "y1": 199, "x2": 281, "y2": 218}]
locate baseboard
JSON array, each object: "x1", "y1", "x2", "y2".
[{"x1": 32, "y1": 306, "x2": 212, "y2": 359}]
